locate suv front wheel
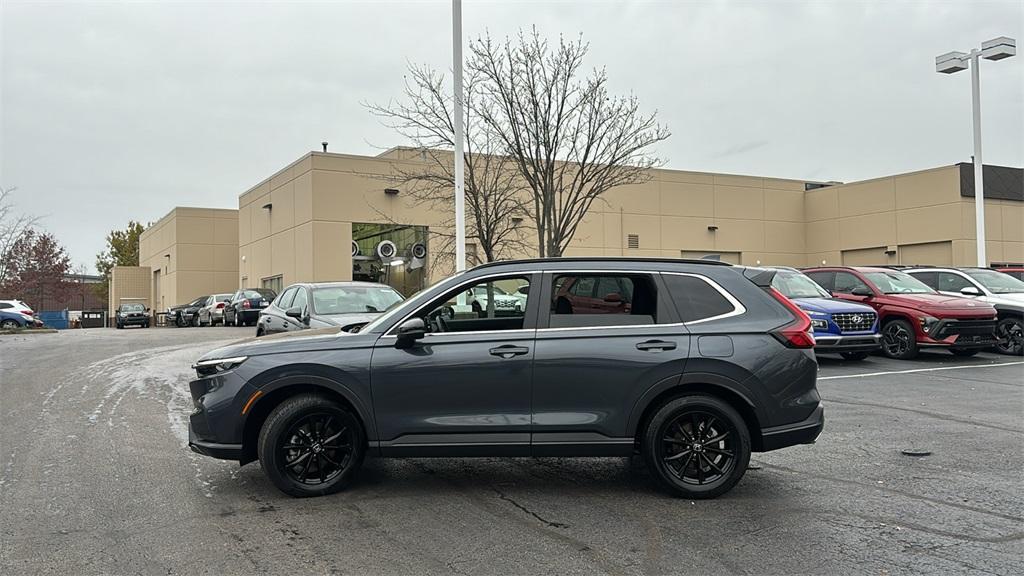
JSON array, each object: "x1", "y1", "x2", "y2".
[
  {"x1": 881, "y1": 318, "x2": 918, "y2": 360},
  {"x1": 642, "y1": 395, "x2": 751, "y2": 499},
  {"x1": 257, "y1": 394, "x2": 365, "y2": 497}
]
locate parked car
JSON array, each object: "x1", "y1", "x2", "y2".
[
  {"x1": 168, "y1": 296, "x2": 210, "y2": 328},
  {"x1": 256, "y1": 282, "x2": 404, "y2": 336},
  {"x1": 197, "y1": 294, "x2": 233, "y2": 326},
  {"x1": 225, "y1": 288, "x2": 277, "y2": 327},
  {"x1": 0, "y1": 309, "x2": 33, "y2": 329},
  {"x1": 0, "y1": 300, "x2": 34, "y2": 319},
  {"x1": 114, "y1": 303, "x2": 150, "y2": 329},
  {"x1": 804, "y1": 266, "x2": 998, "y2": 359},
  {"x1": 465, "y1": 283, "x2": 525, "y2": 317},
  {"x1": 189, "y1": 258, "x2": 823, "y2": 499},
  {"x1": 768, "y1": 267, "x2": 880, "y2": 360},
  {"x1": 552, "y1": 275, "x2": 634, "y2": 315},
  {"x1": 995, "y1": 267, "x2": 1024, "y2": 281},
  {"x1": 904, "y1": 267, "x2": 1024, "y2": 355}
]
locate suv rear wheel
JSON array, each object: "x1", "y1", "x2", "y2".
[
  {"x1": 257, "y1": 394, "x2": 365, "y2": 497},
  {"x1": 642, "y1": 395, "x2": 751, "y2": 499},
  {"x1": 881, "y1": 318, "x2": 918, "y2": 360}
]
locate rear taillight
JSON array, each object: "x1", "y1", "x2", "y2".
[
  {"x1": 216, "y1": 302, "x2": 225, "y2": 309},
  {"x1": 242, "y1": 300, "x2": 251, "y2": 309},
  {"x1": 23, "y1": 310, "x2": 33, "y2": 316},
  {"x1": 767, "y1": 287, "x2": 815, "y2": 349}
]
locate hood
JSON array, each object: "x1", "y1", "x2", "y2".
[
  {"x1": 317, "y1": 312, "x2": 380, "y2": 328},
  {"x1": 197, "y1": 326, "x2": 349, "y2": 363},
  {"x1": 890, "y1": 293, "x2": 995, "y2": 311},
  {"x1": 793, "y1": 297, "x2": 874, "y2": 315},
  {"x1": 984, "y1": 292, "x2": 1024, "y2": 309}
]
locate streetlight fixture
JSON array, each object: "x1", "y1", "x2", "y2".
[{"x1": 936, "y1": 36, "x2": 1016, "y2": 267}]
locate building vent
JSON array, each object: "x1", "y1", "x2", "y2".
[{"x1": 627, "y1": 234, "x2": 640, "y2": 249}]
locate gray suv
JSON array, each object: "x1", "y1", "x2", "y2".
[{"x1": 188, "y1": 258, "x2": 823, "y2": 499}]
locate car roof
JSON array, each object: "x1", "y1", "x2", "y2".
[
  {"x1": 470, "y1": 257, "x2": 732, "y2": 272},
  {"x1": 291, "y1": 281, "x2": 395, "y2": 288}
]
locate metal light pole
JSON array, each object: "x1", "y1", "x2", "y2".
[
  {"x1": 936, "y1": 37, "x2": 1016, "y2": 267},
  {"x1": 452, "y1": 0, "x2": 467, "y2": 272}
]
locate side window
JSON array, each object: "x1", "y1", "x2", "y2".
[
  {"x1": 806, "y1": 271, "x2": 835, "y2": 291},
  {"x1": 418, "y1": 276, "x2": 530, "y2": 334},
  {"x1": 834, "y1": 272, "x2": 870, "y2": 294},
  {"x1": 291, "y1": 287, "x2": 308, "y2": 312},
  {"x1": 663, "y1": 274, "x2": 736, "y2": 323},
  {"x1": 938, "y1": 272, "x2": 972, "y2": 292},
  {"x1": 277, "y1": 287, "x2": 297, "y2": 309},
  {"x1": 911, "y1": 271, "x2": 938, "y2": 289},
  {"x1": 550, "y1": 274, "x2": 657, "y2": 328},
  {"x1": 0, "y1": 303, "x2": 10, "y2": 309}
]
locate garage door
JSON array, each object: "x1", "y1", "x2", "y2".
[
  {"x1": 899, "y1": 241, "x2": 952, "y2": 266},
  {"x1": 841, "y1": 247, "x2": 886, "y2": 266}
]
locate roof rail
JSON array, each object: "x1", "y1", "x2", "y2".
[{"x1": 470, "y1": 257, "x2": 733, "y2": 270}]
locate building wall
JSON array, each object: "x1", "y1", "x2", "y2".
[
  {"x1": 140, "y1": 207, "x2": 239, "y2": 310},
  {"x1": 108, "y1": 266, "x2": 151, "y2": 320}
]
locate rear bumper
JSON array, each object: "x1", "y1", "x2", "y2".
[
  {"x1": 814, "y1": 333, "x2": 881, "y2": 354},
  {"x1": 759, "y1": 404, "x2": 824, "y2": 452}
]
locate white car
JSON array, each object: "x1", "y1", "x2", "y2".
[
  {"x1": 465, "y1": 284, "x2": 525, "y2": 317},
  {"x1": 196, "y1": 293, "x2": 233, "y2": 326},
  {"x1": 905, "y1": 267, "x2": 1023, "y2": 355},
  {"x1": 0, "y1": 299, "x2": 34, "y2": 318}
]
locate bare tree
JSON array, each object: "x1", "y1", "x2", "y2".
[
  {"x1": 367, "y1": 63, "x2": 531, "y2": 265},
  {"x1": 0, "y1": 186, "x2": 41, "y2": 286},
  {"x1": 468, "y1": 29, "x2": 670, "y2": 257}
]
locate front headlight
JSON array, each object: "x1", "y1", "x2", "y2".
[
  {"x1": 192, "y1": 356, "x2": 248, "y2": 377},
  {"x1": 811, "y1": 319, "x2": 828, "y2": 330}
]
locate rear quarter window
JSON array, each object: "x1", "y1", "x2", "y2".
[{"x1": 663, "y1": 274, "x2": 737, "y2": 323}]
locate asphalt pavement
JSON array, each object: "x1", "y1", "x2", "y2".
[{"x1": 1, "y1": 327, "x2": 1021, "y2": 575}]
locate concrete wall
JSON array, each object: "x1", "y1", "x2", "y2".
[
  {"x1": 140, "y1": 207, "x2": 239, "y2": 310},
  {"x1": 108, "y1": 266, "x2": 151, "y2": 321}
]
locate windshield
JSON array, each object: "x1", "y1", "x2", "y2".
[
  {"x1": 312, "y1": 285, "x2": 405, "y2": 315},
  {"x1": 864, "y1": 271, "x2": 935, "y2": 294},
  {"x1": 964, "y1": 269, "x2": 1024, "y2": 294},
  {"x1": 214, "y1": 294, "x2": 232, "y2": 302},
  {"x1": 241, "y1": 289, "x2": 275, "y2": 299},
  {"x1": 771, "y1": 271, "x2": 831, "y2": 299},
  {"x1": 190, "y1": 297, "x2": 209, "y2": 307},
  {"x1": 121, "y1": 303, "x2": 145, "y2": 312}
]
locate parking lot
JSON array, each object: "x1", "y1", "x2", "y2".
[{"x1": 0, "y1": 327, "x2": 1021, "y2": 575}]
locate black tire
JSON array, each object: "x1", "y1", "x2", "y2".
[
  {"x1": 256, "y1": 326, "x2": 264, "y2": 337},
  {"x1": 175, "y1": 313, "x2": 186, "y2": 328},
  {"x1": 994, "y1": 316, "x2": 1023, "y2": 356},
  {"x1": 950, "y1": 349, "x2": 979, "y2": 357},
  {"x1": 840, "y1": 351, "x2": 870, "y2": 361},
  {"x1": 191, "y1": 313, "x2": 200, "y2": 327},
  {"x1": 143, "y1": 322, "x2": 150, "y2": 329},
  {"x1": 642, "y1": 395, "x2": 751, "y2": 499},
  {"x1": 234, "y1": 310, "x2": 242, "y2": 327},
  {"x1": 116, "y1": 322, "x2": 123, "y2": 329},
  {"x1": 881, "y1": 318, "x2": 918, "y2": 360},
  {"x1": 257, "y1": 394, "x2": 365, "y2": 498},
  {"x1": 1, "y1": 319, "x2": 20, "y2": 329}
]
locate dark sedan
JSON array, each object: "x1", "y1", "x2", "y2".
[
  {"x1": 167, "y1": 295, "x2": 210, "y2": 328},
  {"x1": 256, "y1": 282, "x2": 404, "y2": 336},
  {"x1": 225, "y1": 288, "x2": 277, "y2": 327}
]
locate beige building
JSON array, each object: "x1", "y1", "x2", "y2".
[
  {"x1": 139, "y1": 207, "x2": 239, "y2": 311},
  {"x1": 108, "y1": 265, "x2": 151, "y2": 319},
  {"x1": 133, "y1": 149, "x2": 1020, "y2": 304}
]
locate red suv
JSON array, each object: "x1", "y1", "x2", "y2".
[{"x1": 804, "y1": 266, "x2": 997, "y2": 359}]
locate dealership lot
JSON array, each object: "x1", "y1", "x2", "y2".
[{"x1": 0, "y1": 328, "x2": 1021, "y2": 575}]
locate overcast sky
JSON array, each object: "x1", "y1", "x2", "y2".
[{"x1": 2, "y1": 0, "x2": 1022, "y2": 272}]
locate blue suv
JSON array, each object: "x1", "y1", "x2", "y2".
[{"x1": 770, "y1": 267, "x2": 881, "y2": 360}]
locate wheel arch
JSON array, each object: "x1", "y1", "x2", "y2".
[
  {"x1": 628, "y1": 374, "x2": 764, "y2": 452},
  {"x1": 238, "y1": 373, "x2": 374, "y2": 465}
]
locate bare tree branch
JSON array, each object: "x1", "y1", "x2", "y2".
[{"x1": 0, "y1": 186, "x2": 42, "y2": 286}]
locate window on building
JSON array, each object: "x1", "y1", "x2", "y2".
[
  {"x1": 663, "y1": 274, "x2": 736, "y2": 323},
  {"x1": 261, "y1": 275, "x2": 283, "y2": 296}
]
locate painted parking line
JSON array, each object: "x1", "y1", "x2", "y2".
[{"x1": 819, "y1": 361, "x2": 1024, "y2": 381}]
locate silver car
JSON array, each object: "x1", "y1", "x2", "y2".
[
  {"x1": 257, "y1": 282, "x2": 405, "y2": 336},
  {"x1": 197, "y1": 294, "x2": 233, "y2": 326}
]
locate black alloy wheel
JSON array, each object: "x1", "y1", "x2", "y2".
[
  {"x1": 882, "y1": 319, "x2": 918, "y2": 360},
  {"x1": 258, "y1": 395, "x2": 365, "y2": 497},
  {"x1": 643, "y1": 395, "x2": 750, "y2": 499},
  {"x1": 176, "y1": 313, "x2": 186, "y2": 328},
  {"x1": 994, "y1": 317, "x2": 1023, "y2": 356}
]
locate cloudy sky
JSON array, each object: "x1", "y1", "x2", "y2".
[{"x1": 2, "y1": 0, "x2": 1022, "y2": 271}]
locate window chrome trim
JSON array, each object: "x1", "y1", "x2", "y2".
[{"x1": 380, "y1": 268, "x2": 745, "y2": 338}]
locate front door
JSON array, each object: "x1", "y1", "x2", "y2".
[{"x1": 369, "y1": 273, "x2": 538, "y2": 456}]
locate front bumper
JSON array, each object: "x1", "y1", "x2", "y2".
[
  {"x1": 920, "y1": 318, "x2": 997, "y2": 349},
  {"x1": 187, "y1": 370, "x2": 254, "y2": 461},
  {"x1": 189, "y1": 426, "x2": 242, "y2": 460},
  {"x1": 759, "y1": 404, "x2": 824, "y2": 452},
  {"x1": 117, "y1": 315, "x2": 149, "y2": 326},
  {"x1": 814, "y1": 333, "x2": 882, "y2": 354}
]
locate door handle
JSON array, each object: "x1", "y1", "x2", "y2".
[
  {"x1": 489, "y1": 345, "x2": 530, "y2": 359},
  {"x1": 636, "y1": 340, "x2": 676, "y2": 352}
]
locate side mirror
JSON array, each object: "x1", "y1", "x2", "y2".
[
  {"x1": 395, "y1": 317, "x2": 426, "y2": 347},
  {"x1": 960, "y1": 286, "x2": 982, "y2": 296},
  {"x1": 851, "y1": 287, "x2": 873, "y2": 297},
  {"x1": 603, "y1": 292, "x2": 623, "y2": 303},
  {"x1": 285, "y1": 306, "x2": 303, "y2": 319}
]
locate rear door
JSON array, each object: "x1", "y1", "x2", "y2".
[{"x1": 530, "y1": 270, "x2": 690, "y2": 455}]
